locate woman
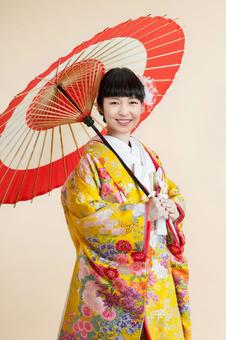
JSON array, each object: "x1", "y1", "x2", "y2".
[{"x1": 58, "y1": 68, "x2": 191, "y2": 339}]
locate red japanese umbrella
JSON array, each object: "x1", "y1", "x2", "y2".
[{"x1": 0, "y1": 15, "x2": 185, "y2": 205}]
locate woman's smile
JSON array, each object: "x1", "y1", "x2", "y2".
[{"x1": 101, "y1": 96, "x2": 144, "y2": 143}]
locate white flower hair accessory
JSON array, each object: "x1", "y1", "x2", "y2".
[{"x1": 137, "y1": 75, "x2": 158, "y2": 112}]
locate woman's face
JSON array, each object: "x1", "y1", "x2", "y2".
[{"x1": 101, "y1": 96, "x2": 144, "y2": 139}]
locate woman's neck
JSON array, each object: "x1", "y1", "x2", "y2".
[{"x1": 106, "y1": 131, "x2": 131, "y2": 145}]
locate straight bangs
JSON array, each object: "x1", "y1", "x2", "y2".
[
  {"x1": 97, "y1": 68, "x2": 145, "y2": 109},
  {"x1": 103, "y1": 74, "x2": 144, "y2": 101}
]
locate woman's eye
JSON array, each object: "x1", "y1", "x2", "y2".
[
  {"x1": 109, "y1": 101, "x2": 118, "y2": 105},
  {"x1": 130, "y1": 101, "x2": 139, "y2": 104}
]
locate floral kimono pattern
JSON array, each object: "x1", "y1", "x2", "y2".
[{"x1": 58, "y1": 140, "x2": 191, "y2": 340}]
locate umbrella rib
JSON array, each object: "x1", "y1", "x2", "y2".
[
  {"x1": 50, "y1": 88, "x2": 82, "y2": 114},
  {"x1": 0, "y1": 112, "x2": 27, "y2": 146},
  {"x1": 81, "y1": 123, "x2": 92, "y2": 139},
  {"x1": 31, "y1": 129, "x2": 48, "y2": 202},
  {"x1": 86, "y1": 25, "x2": 182, "y2": 66},
  {"x1": 70, "y1": 20, "x2": 144, "y2": 66},
  {"x1": 59, "y1": 125, "x2": 67, "y2": 180},
  {"x1": 48, "y1": 128, "x2": 54, "y2": 193},
  {"x1": 91, "y1": 116, "x2": 105, "y2": 129},
  {"x1": 1, "y1": 130, "x2": 36, "y2": 204},
  {"x1": 0, "y1": 85, "x2": 51, "y2": 119},
  {"x1": 147, "y1": 49, "x2": 184, "y2": 60},
  {"x1": 59, "y1": 69, "x2": 84, "y2": 111},
  {"x1": 14, "y1": 131, "x2": 41, "y2": 205},
  {"x1": 146, "y1": 37, "x2": 184, "y2": 52},
  {"x1": 146, "y1": 63, "x2": 180, "y2": 70},
  {"x1": 37, "y1": 88, "x2": 79, "y2": 114},
  {"x1": 68, "y1": 19, "x2": 133, "y2": 67},
  {"x1": 29, "y1": 104, "x2": 78, "y2": 119},
  {"x1": 79, "y1": 17, "x2": 167, "y2": 63},
  {"x1": 0, "y1": 126, "x2": 30, "y2": 163},
  {"x1": 68, "y1": 124, "x2": 81, "y2": 157}
]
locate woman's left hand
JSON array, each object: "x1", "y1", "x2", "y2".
[{"x1": 158, "y1": 197, "x2": 179, "y2": 222}]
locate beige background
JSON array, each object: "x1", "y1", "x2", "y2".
[{"x1": 0, "y1": 0, "x2": 226, "y2": 339}]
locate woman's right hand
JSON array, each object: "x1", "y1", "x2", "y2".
[{"x1": 147, "y1": 197, "x2": 169, "y2": 222}]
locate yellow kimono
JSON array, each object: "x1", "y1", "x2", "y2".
[{"x1": 58, "y1": 139, "x2": 191, "y2": 340}]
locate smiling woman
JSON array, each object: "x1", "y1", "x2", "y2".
[{"x1": 58, "y1": 68, "x2": 191, "y2": 340}]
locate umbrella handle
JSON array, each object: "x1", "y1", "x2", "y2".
[{"x1": 84, "y1": 116, "x2": 154, "y2": 199}]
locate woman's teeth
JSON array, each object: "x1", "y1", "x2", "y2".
[{"x1": 116, "y1": 119, "x2": 132, "y2": 125}]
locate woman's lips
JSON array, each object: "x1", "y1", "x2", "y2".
[{"x1": 116, "y1": 119, "x2": 132, "y2": 126}]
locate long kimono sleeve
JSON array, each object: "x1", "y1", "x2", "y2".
[
  {"x1": 165, "y1": 176, "x2": 191, "y2": 340},
  {"x1": 61, "y1": 151, "x2": 148, "y2": 254}
]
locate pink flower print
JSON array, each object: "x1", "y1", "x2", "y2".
[
  {"x1": 98, "y1": 167, "x2": 109, "y2": 179},
  {"x1": 101, "y1": 308, "x2": 116, "y2": 321},
  {"x1": 72, "y1": 319, "x2": 93, "y2": 339},
  {"x1": 83, "y1": 320, "x2": 93, "y2": 332},
  {"x1": 82, "y1": 281, "x2": 105, "y2": 314},
  {"x1": 78, "y1": 258, "x2": 90, "y2": 280},
  {"x1": 101, "y1": 182, "x2": 113, "y2": 196},
  {"x1": 129, "y1": 262, "x2": 145, "y2": 276},
  {"x1": 148, "y1": 272, "x2": 157, "y2": 286},
  {"x1": 114, "y1": 254, "x2": 130, "y2": 265},
  {"x1": 112, "y1": 277, "x2": 126, "y2": 291},
  {"x1": 81, "y1": 304, "x2": 92, "y2": 318}
]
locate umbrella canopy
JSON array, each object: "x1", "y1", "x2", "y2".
[{"x1": 0, "y1": 15, "x2": 185, "y2": 205}]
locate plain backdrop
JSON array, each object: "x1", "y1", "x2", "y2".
[{"x1": 0, "y1": 1, "x2": 226, "y2": 339}]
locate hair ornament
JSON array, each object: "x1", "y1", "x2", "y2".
[{"x1": 137, "y1": 75, "x2": 157, "y2": 110}]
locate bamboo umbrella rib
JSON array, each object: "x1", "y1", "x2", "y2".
[
  {"x1": 79, "y1": 17, "x2": 166, "y2": 64},
  {"x1": 48, "y1": 128, "x2": 54, "y2": 193},
  {"x1": 34, "y1": 89, "x2": 80, "y2": 115},
  {"x1": 147, "y1": 49, "x2": 184, "y2": 60},
  {"x1": 95, "y1": 41, "x2": 142, "y2": 64},
  {"x1": 59, "y1": 125, "x2": 67, "y2": 179},
  {"x1": 92, "y1": 116, "x2": 105, "y2": 129},
  {"x1": 29, "y1": 104, "x2": 79, "y2": 119},
  {"x1": 84, "y1": 61, "x2": 89, "y2": 107},
  {"x1": 143, "y1": 28, "x2": 183, "y2": 46},
  {"x1": 136, "y1": 20, "x2": 178, "y2": 42},
  {"x1": 81, "y1": 123, "x2": 92, "y2": 139},
  {"x1": 68, "y1": 19, "x2": 133, "y2": 68},
  {"x1": 78, "y1": 63, "x2": 86, "y2": 110},
  {"x1": 86, "y1": 25, "x2": 182, "y2": 67},
  {"x1": 0, "y1": 85, "x2": 51, "y2": 120},
  {"x1": 61, "y1": 70, "x2": 84, "y2": 110},
  {"x1": 71, "y1": 30, "x2": 108, "y2": 64},
  {"x1": 61, "y1": 69, "x2": 84, "y2": 110},
  {"x1": 55, "y1": 58, "x2": 61, "y2": 83},
  {"x1": 146, "y1": 37, "x2": 184, "y2": 52},
  {"x1": 154, "y1": 79, "x2": 173, "y2": 82},
  {"x1": 14, "y1": 130, "x2": 41, "y2": 205},
  {"x1": 146, "y1": 64, "x2": 180, "y2": 70},
  {"x1": 90, "y1": 63, "x2": 100, "y2": 92},
  {"x1": 36, "y1": 76, "x2": 55, "y2": 85},
  {"x1": 31, "y1": 130, "x2": 48, "y2": 201},
  {"x1": 51, "y1": 87, "x2": 82, "y2": 114},
  {"x1": 0, "y1": 112, "x2": 28, "y2": 144},
  {"x1": 101, "y1": 45, "x2": 145, "y2": 65},
  {"x1": 0, "y1": 126, "x2": 30, "y2": 163},
  {"x1": 82, "y1": 16, "x2": 154, "y2": 62},
  {"x1": 61, "y1": 44, "x2": 90, "y2": 76},
  {"x1": 1, "y1": 130, "x2": 36, "y2": 204},
  {"x1": 68, "y1": 124, "x2": 81, "y2": 157}
]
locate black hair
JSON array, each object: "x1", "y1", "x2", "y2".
[{"x1": 96, "y1": 67, "x2": 145, "y2": 112}]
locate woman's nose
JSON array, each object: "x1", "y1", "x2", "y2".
[{"x1": 119, "y1": 103, "x2": 129, "y2": 115}]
